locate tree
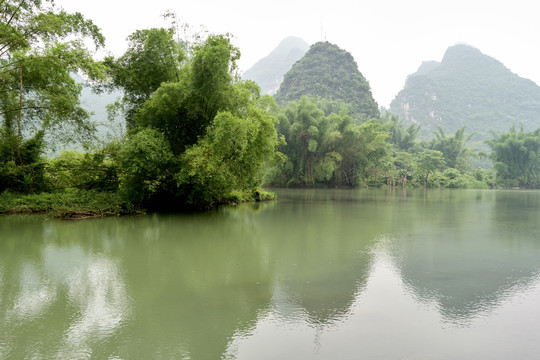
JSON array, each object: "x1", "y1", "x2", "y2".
[
  {"x1": 393, "y1": 151, "x2": 415, "y2": 187},
  {"x1": 176, "y1": 85, "x2": 280, "y2": 206},
  {"x1": 416, "y1": 149, "x2": 446, "y2": 187},
  {"x1": 431, "y1": 126, "x2": 473, "y2": 170},
  {"x1": 278, "y1": 97, "x2": 325, "y2": 186},
  {"x1": 1, "y1": 1, "x2": 105, "y2": 144},
  {"x1": 104, "y1": 27, "x2": 185, "y2": 126},
  {"x1": 46, "y1": 149, "x2": 119, "y2": 192},
  {"x1": 381, "y1": 112, "x2": 421, "y2": 152},
  {"x1": 107, "y1": 29, "x2": 279, "y2": 207},
  {"x1": 268, "y1": 97, "x2": 389, "y2": 187},
  {"x1": 1, "y1": 0, "x2": 105, "y2": 192},
  {"x1": 130, "y1": 34, "x2": 240, "y2": 154},
  {"x1": 486, "y1": 127, "x2": 540, "y2": 188},
  {"x1": 117, "y1": 128, "x2": 175, "y2": 204}
]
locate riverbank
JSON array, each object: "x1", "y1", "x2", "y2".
[
  {"x1": 0, "y1": 190, "x2": 140, "y2": 219},
  {"x1": 0, "y1": 188, "x2": 276, "y2": 219}
]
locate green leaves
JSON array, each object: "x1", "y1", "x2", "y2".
[
  {"x1": 430, "y1": 126, "x2": 473, "y2": 170},
  {"x1": 1, "y1": 0, "x2": 107, "y2": 152},
  {"x1": 1, "y1": 1, "x2": 107, "y2": 193},
  {"x1": 415, "y1": 149, "x2": 446, "y2": 187},
  {"x1": 117, "y1": 128, "x2": 175, "y2": 203},
  {"x1": 177, "y1": 94, "x2": 280, "y2": 206},
  {"x1": 269, "y1": 97, "x2": 389, "y2": 187},
  {"x1": 46, "y1": 149, "x2": 119, "y2": 192},
  {"x1": 487, "y1": 127, "x2": 540, "y2": 188},
  {"x1": 127, "y1": 34, "x2": 241, "y2": 155},
  {"x1": 381, "y1": 112, "x2": 421, "y2": 152},
  {"x1": 104, "y1": 27, "x2": 185, "y2": 123},
  {"x1": 104, "y1": 30, "x2": 279, "y2": 207}
]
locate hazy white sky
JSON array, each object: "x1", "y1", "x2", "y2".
[{"x1": 57, "y1": 0, "x2": 539, "y2": 107}]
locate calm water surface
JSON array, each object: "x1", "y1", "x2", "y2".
[{"x1": 1, "y1": 189, "x2": 540, "y2": 359}]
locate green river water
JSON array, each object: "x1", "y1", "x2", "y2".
[{"x1": 1, "y1": 189, "x2": 540, "y2": 359}]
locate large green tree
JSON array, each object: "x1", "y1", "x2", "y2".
[
  {"x1": 177, "y1": 84, "x2": 281, "y2": 206},
  {"x1": 415, "y1": 149, "x2": 446, "y2": 187},
  {"x1": 108, "y1": 31, "x2": 279, "y2": 207},
  {"x1": 381, "y1": 112, "x2": 421, "y2": 152},
  {"x1": 1, "y1": 0, "x2": 105, "y2": 192},
  {"x1": 486, "y1": 127, "x2": 540, "y2": 188},
  {"x1": 104, "y1": 27, "x2": 185, "y2": 126},
  {"x1": 430, "y1": 126, "x2": 473, "y2": 170},
  {"x1": 111, "y1": 32, "x2": 240, "y2": 155}
]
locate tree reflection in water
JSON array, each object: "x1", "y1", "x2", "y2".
[{"x1": 1, "y1": 189, "x2": 540, "y2": 359}]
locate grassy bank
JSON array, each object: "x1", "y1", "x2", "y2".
[
  {"x1": 223, "y1": 188, "x2": 276, "y2": 204},
  {"x1": 0, "y1": 190, "x2": 140, "y2": 219},
  {"x1": 0, "y1": 188, "x2": 276, "y2": 219}
]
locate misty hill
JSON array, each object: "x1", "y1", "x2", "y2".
[
  {"x1": 242, "y1": 36, "x2": 309, "y2": 95},
  {"x1": 274, "y1": 41, "x2": 379, "y2": 120},
  {"x1": 389, "y1": 44, "x2": 540, "y2": 142}
]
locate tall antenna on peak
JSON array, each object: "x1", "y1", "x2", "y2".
[
  {"x1": 320, "y1": 15, "x2": 324, "y2": 42},
  {"x1": 320, "y1": 15, "x2": 327, "y2": 42}
]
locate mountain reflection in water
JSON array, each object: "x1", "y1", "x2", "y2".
[{"x1": 1, "y1": 189, "x2": 540, "y2": 359}]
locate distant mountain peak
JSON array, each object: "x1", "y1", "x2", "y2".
[
  {"x1": 414, "y1": 61, "x2": 440, "y2": 76},
  {"x1": 275, "y1": 36, "x2": 309, "y2": 51},
  {"x1": 274, "y1": 41, "x2": 379, "y2": 120},
  {"x1": 389, "y1": 45, "x2": 540, "y2": 142},
  {"x1": 440, "y1": 44, "x2": 507, "y2": 72},
  {"x1": 442, "y1": 43, "x2": 482, "y2": 57},
  {"x1": 242, "y1": 37, "x2": 309, "y2": 95}
]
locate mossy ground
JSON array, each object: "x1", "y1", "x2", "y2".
[
  {"x1": 0, "y1": 188, "x2": 275, "y2": 219},
  {"x1": 0, "y1": 189, "x2": 139, "y2": 219}
]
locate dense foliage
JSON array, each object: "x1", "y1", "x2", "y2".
[
  {"x1": 266, "y1": 98, "x2": 387, "y2": 187},
  {"x1": 104, "y1": 31, "x2": 280, "y2": 208},
  {"x1": 264, "y1": 98, "x2": 494, "y2": 189},
  {"x1": 486, "y1": 127, "x2": 540, "y2": 188},
  {"x1": 1, "y1": 5, "x2": 281, "y2": 211},
  {"x1": 103, "y1": 28, "x2": 185, "y2": 126},
  {"x1": 0, "y1": 0, "x2": 106, "y2": 193},
  {"x1": 274, "y1": 42, "x2": 379, "y2": 120},
  {"x1": 177, "y1": 94, "x2": 280, "y2": 206},
  {"x1": 131, "y1": 34, "x2": 241, "y2": 155},
  {"x1": 389, "y1": 44, "x2": 540, "y2": 142}
]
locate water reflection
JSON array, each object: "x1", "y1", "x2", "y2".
[
  {"x1": 387, "y1": 190, "x2": 540, "y2": 325},
  {"x1": 8, "y1": 263, "x2": 55, "y2": 322},
  {"x1": 59, "y1": 256, "x2": 129, "y2": 359},
  {"x1": 129, "y1": 215, "x2": 273, "y2": 359},
  {"x1": 228, "y1": 189, "x2": 540, "y2": 359},
  {"x1": 1, "y1": 189, "x2": 540, "y2": 359},
  {"x1": 255, "y1": 190, "x2": 376, "y2": 326},
  {"x1": 0, "y1": 217, "x2": 131, "y2": 359}
]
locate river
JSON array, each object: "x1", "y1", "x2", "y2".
[{"x1": 1, "y1": 189, "x2": 540, "y2": 359}]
